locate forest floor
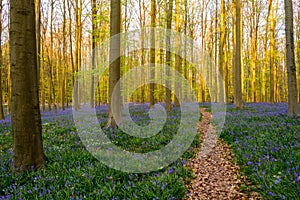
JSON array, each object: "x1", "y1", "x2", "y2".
[
  {"x1": 0, "y1": 103, "x2": 299, "y2": 199},
  {"x1": 186, "y1": 108, "x2": 261, "y2": 199}
]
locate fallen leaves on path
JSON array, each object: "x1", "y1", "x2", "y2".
[{"x1": 186, "y1": 108, "x2": 261, "y2": 200}]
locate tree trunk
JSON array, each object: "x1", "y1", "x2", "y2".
[
  {"x1": 90, "y1": 0, "x2": 97, "y2": 108},
  {"x1": 0, "y1": 0, "x2": 4, "y2": 120},
  {"x1": 138, "y1": 0, "x2": 146, "y2": 104},
  {"x1": 35, "y1": 0, "x2": 40, "y2": 83},
  {"x1": 218, "y1": 0, "x2": 226, "y2": 103},
  {"x1": 269, "y1": 0, "x2": 275, "y2": 104},
  {"x1": 231, "y1": 0, "x2": 236, "y2": 103},
  {"x1": 284, "y1": 0, "x2": 299, "y2": 117},
  {"x1": 74, "y1": 0, "x2": 82, "y2": 110},
  {"x1": 40, "y1": 10, "x2": 45, "y2": 112},
  {"x1": 6, "y1": 58, "x2": 11, "y2": 115},
  {"x1": 165, "y1": 0, "x2": 173, "y2": 112},
  {"x1": 174, "y1": 0, "x2": 182, "y2": 107},
  {"x1": 297, "y1": 3, "x2": 300, "y2": 102},
  {"x1": 262, "y1": 0, "x2": 271, "y2": 102},
  {"x1": 10, "y1": 0, "x2": 46, "y2": 171},
  {"x1": 234, "y1": 0, "x2": 243, "y2": 109},
  {"x1": 61, "y1": 0, "x2": 67, "y2": 111},
  {"x1": 108, "y1": 0, "x2": 121, "y2": 127},
  {"x1": 250, "y1": 0, "x2": 258, "y2": 102},
  {"x1": 149, "y1": 0, "x2": 156, "y2": 108},
  {"x1": 67, "y1": 0, "x2": 75, "y2": 109}
]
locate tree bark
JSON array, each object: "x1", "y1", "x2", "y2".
[
  {"x1": 149, "y1": 0, "x2": 156, "y2": 108},
  {"x1": 10, "y1": 0, "x2": 46, "y2": 171},
  {"x1": 234, "y1": 0, "x2": 243, "y2": 109},
  {"x1": 74, "y1": 0, "x2": 82, "y2": 110},
  {"x1": 284, "y1": 0, "x2": 299, "y2": 117},
  {"x1": 250, "y1": 0, "x2": 258, "y2": 102},
  {"x1": 90, "y1": 0, "x2": 97, "y2": 108},
  {"x1": 269, "y1": 0, "x2": 275, "y2": 104},
  {"x1": 218, "y1": 0, "x2": 226, "y2": 103},
  {"x1": 165, "y1": 0, "x2": 173, "y2": 112},
  {"x1": 174, "y1": 0, "x2": 182, "y2": 107},
  {"x1": 0, "y1": 0, "x2": 4, "y2": 120},
  {"x1": 138, "y1": 0, "x2": 146, "y2": 104},
  {"x1": 108, "y1": 0, "x2": 121, "y2": 127}
]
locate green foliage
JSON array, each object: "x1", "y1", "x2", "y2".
[
  {"x1": 0, "y1": 107, "x2": 201, "y2": 199},
  {"x1": 220, "y1": 103, "x2": 300, "y2": 199}
]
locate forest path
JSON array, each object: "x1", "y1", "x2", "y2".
[{"x1": 186, "y1": 108, "x2": 261, "y2": 200}]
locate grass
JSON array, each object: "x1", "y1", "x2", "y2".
[
  {"x1": 0, "y1": 104, "x2": 201, "y2": 200},
  {"x1": 220, "y1": 103, "x2": 300, "y2": 200},
  {"x1": 1, "y1": 102, "x2": 299, "y2": 199}
]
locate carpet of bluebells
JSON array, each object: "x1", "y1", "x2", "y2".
[
  {"x1": 220, "y1": 103, "x2": 300, "y2": 199},
  {"x1": 1, "y1": 103, "x2": 300, "y2": 199},
  {"x1": 0, "y1": 104, "x2": 200, "y2": 200}
]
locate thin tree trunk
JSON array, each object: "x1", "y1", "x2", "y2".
[
  {"x1": 149, "y1": 0, "x2": 156, "y2": 108},
  {"x1": 174, "y1": 0, "x2": 181, "y2": 107},
  {"x1": 165, "y1": 0, "x2": 173, "y2": 112},
  {"x1": 61, "y1": 0, "x2": 67, "y2": 110},
  {"x1": 74, "y1": 0, "x2": 82, "y2": 110},
  {"x1": 139, "y1": 0, "x2": 146, "y2": 104},
  {"x1": 49, "y1": 0, "x2": 56, "y2": 112},
  {"x1": 297, "y1": 3, "x2": 300, "y2": 102},
  {"x1": 262, "y1": 1, "x2": 271, "y2": 102},
  {"x1": 250, "y1": 0, "x2": 258, "y2": 102},
  {"x1": 67, "y1": 0, "x2": 75, "y2": 109},
  {"x1": 7, "y1": 56, "x2": 11, "y2": 115},
  {"x1": 231, "y1": 0, "x2": 236, "y2": 103},
  {"x1": 0, "y1": 0, "x2": 4, "y2": 120},
  {"x1": 218, "y1": 0, "x2": 226, "y2": 103},
  {"x1": 40, "y1": 41, "x2": 46, "y2": 112},
  {"x1": 90, "y1": 0, "x2": 97, "y2": 108},
  {"x1": 269, "y1": 0, "x2": 275, "y2": 104},
  {"x1": 108, "y1": 0, "x2": 121, "y2": 127},
  {"x1": 234, "y1": 0, "x2": 243, "y2": 109}
]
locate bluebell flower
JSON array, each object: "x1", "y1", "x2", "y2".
[
  {"x1": 168, "y1": 168, "x2": 174, "y2": 174},
  {"x1": 274, "y1": 178, "x2": 280, "y2": 184}
]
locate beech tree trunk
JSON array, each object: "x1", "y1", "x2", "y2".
[
  {"x1": 234, "y1": 0, "x2": 243, "y2": 109},
  {"x1": 269, "y1": 0, "x2": 275, "y2": 104},
  {"x1": 138, "y1": 0, "x2": 146, "y2": 104},
  {"x1": 165, "y1": 0, "x2": 173, "y2": 112},
  {"x1": 90, "y1": 0, "x2": 97, "y2": 108},
  {"x1": 10, "y1": 0, "x2": 46, "y2": 171},
  {"x1": 108, "y1": 0, "x2": 121, "y2": 127},
  {"x1": 284, "y1": 0, "x2": 299, "y2": 117},
  {"x1": 174, "y1": 0, "x2": 181, "y2": 107},
  {"x1": 0, "y1": 0, "x2": 4, "y2": 120},
  {"x1": 149, "y1": 0, "x2": 156, "y2": 108},
  {"x1": 218, "y1": 0, "x2": 226, "y2": 103}
]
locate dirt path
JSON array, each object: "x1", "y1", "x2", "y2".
[{"x1": 186, "y1": 108, "x2": 261, "y2": 200}]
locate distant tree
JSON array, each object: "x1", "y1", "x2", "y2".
[
  {"x1": 74, "y1": 0, "x2": 83, "y2": 111},
  {"x1": 218, "y1": 0, "x2": 226, "y2": 103},
  {"x1": 90, "y1": 0, "x2": 97, "y2": 108},
  {"x1": 10, "y1": 0, "x2": 46, "y2": 171},
  {"x1": 234, "y1": 0, "x2": 243, "y2": 109},
  {"x1": 0, "y1": 0, "x2": 4, "y2": 120},
  {"x1": 149, "y1": 0, "x2": 156, "y2": 108},
  {"x1": 269, "y1": 0, "x2": 275, "y2": 104},
  {"x1": 138, "y1": 0, "x2": 146, "y2": 104},
  {"x1": 174, "y1": 0, "x2": 181, "y2": 107},
  {"x1": 284, "y1": 0, "x2": 299, "y2": 117},
  {"x1": 165, "y1": 0, "x2": 173, "y2": 112},
  {"x1": 108, "y1": 0, "x2": 121, "y2": 127},
  {"x1": 249, "y1": 0, "x2": 259, "y2": 102}
]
